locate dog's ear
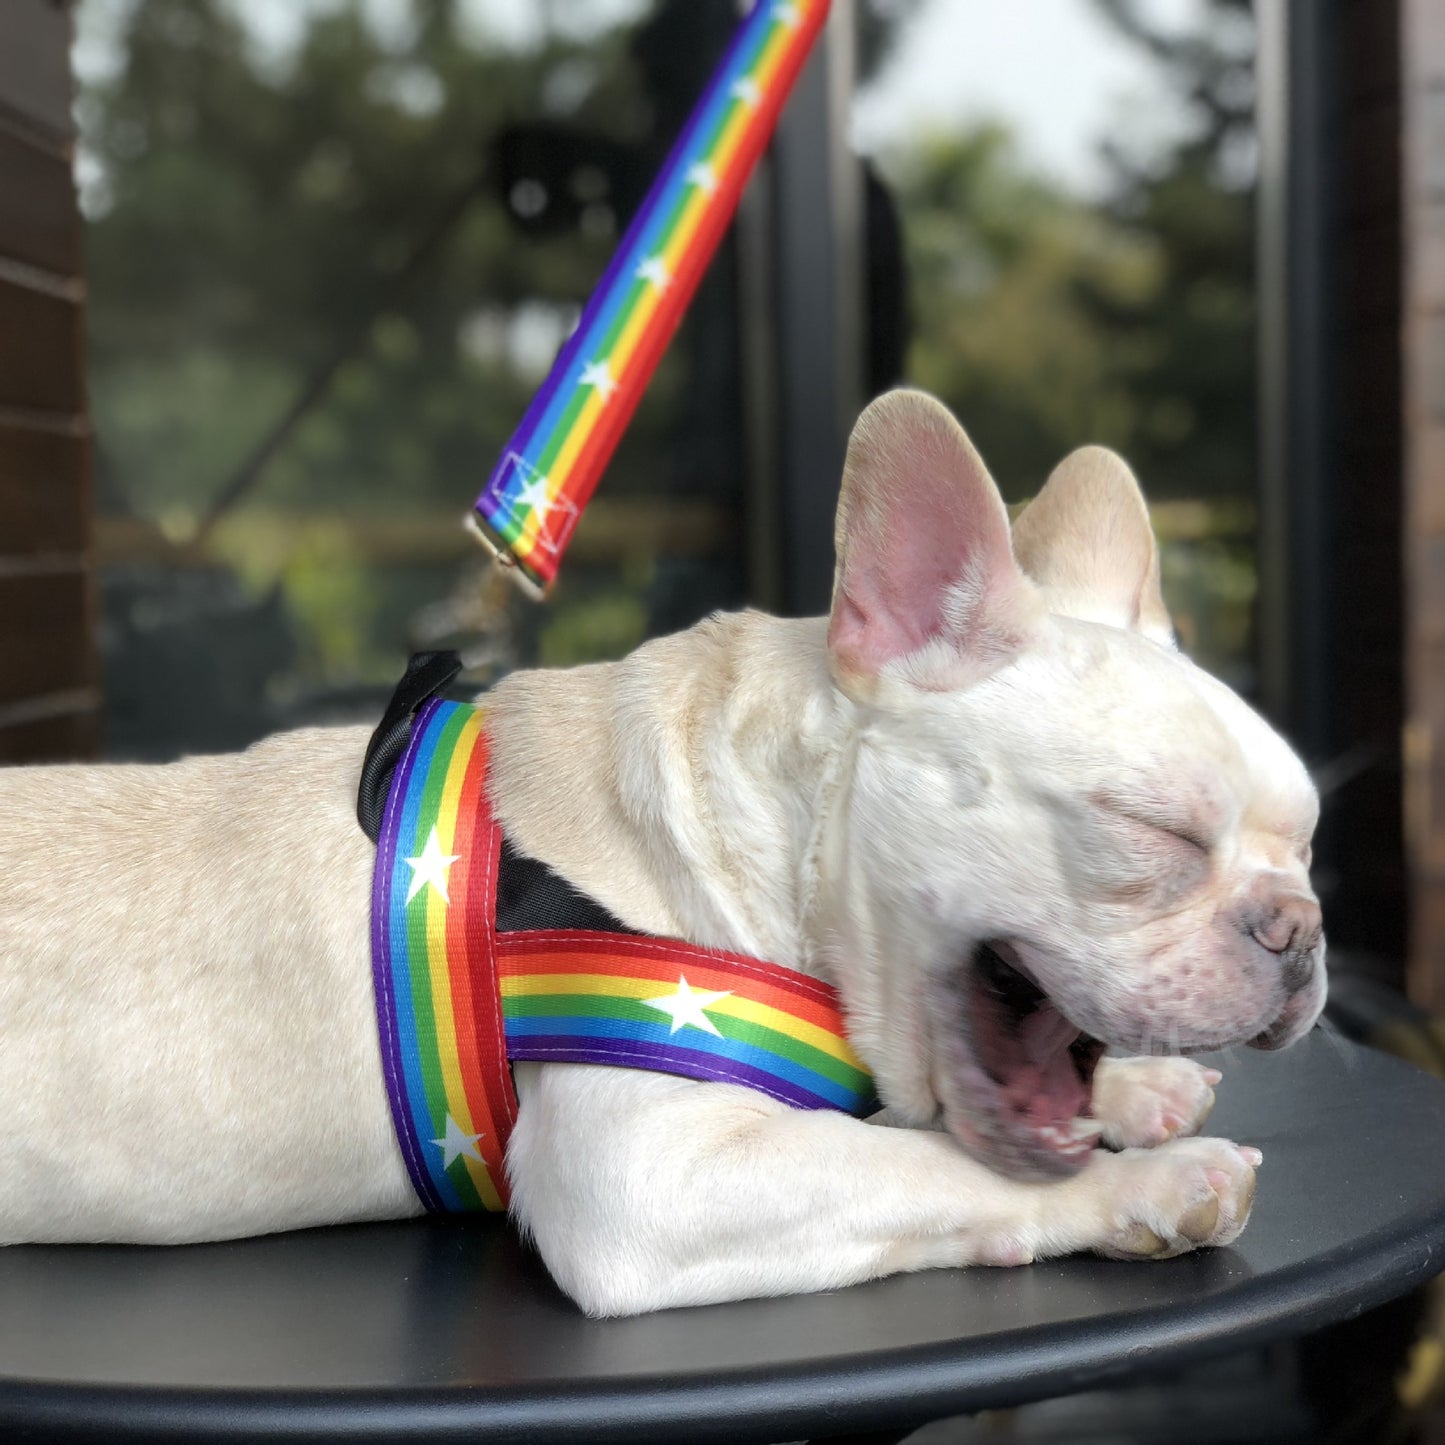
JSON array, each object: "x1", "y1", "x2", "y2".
[
  {"x1": 827, "y1": 389, "x2": 1041, "y2": 697},
  {"x1": 1011, "y1": 446, "x2": 1174, "y2": 646}
]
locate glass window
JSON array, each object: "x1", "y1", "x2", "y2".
[
  {"x1": 76, "y1": 0, "x2": 1259, "y2": 762},
  {"x1": 855, "y1": 0, "x2": 1258, "y2": 692}
]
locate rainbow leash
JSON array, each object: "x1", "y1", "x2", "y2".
[
  {"x1": 470, "y1": 0, "x2": 831, "y2": 597},
  {"x1": 371, "y1": 697, "x2": 875, "y2": 1213}
]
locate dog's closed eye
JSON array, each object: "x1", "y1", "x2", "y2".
[
  {"x1": 1055, "y1": 803, "x2": 1212, "y2": 907},
  {"x1": 1134, "y1": 818, "x2": 1210, "y2": 857},
  {"x1": 1103, "y1": 817, "x2": 1210, "y2": 898}
]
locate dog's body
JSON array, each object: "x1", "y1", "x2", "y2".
[{"x1": 0, "y1": 393, "x2": 1324, "y2": 1315}]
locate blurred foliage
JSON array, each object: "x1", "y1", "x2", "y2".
[
  {"x1": 893, "y1": 123, "x2": 1163, "y2": 497},
  {"x1": 881, "y1": 0, "x2": 1255, "y2": 505},
  {"x1": 81, "y1": 0, "x2": 760, "y2": 719},
  {"x1": 84, "y1": 0, "x2": 648, "y2": 527},
  {"x1": 1089, "y1": 0, "x2": 1256, "y2": 501}
]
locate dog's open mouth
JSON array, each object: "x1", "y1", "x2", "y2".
[{"x1": 931, "y1": 941, "x2": 1107, "y2": 1179}]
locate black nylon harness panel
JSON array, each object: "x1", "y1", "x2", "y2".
[
  {"x1": 356, "y1": 650, "x2": 464, "y2": 844},
  {"x1": 494, "y1": 839, "x2": 637, "y2": 936}
]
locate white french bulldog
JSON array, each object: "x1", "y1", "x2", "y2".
[{"x1": 0, "y1": 390, "x2": 1323, "y2": 1316}]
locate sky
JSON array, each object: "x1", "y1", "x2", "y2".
[
  {"x1": 74, "y1": 0, "x2": 1216, "y2": 200},
  {"x1": 854, "y1": 0, "x2": 1210, "y2": 195}
]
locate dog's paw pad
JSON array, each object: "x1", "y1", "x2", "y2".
[
  {"x1": 1098, "y1": 1137, "x2": 1257, "y2": 1260},
  {"x1": 1176, "y1": 1193, "x2": 1220, "y2": 1242},
  {"x1": 1114, "y1": 1222, "x2": 1171, "y2": 1257},
  {"x1": 1089, "y1": 1056, "x2": 1221, "y2": 1150}
]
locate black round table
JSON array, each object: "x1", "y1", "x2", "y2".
[{"x1": 3, "y1": 1032, "x2": 1445, "y2": 1444}]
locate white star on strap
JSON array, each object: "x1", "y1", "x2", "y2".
[
  {"x1": 642, "y1": 975, "x2": 733, "y2": 1036},
  {"x1": 502, "y1": 457, "x2": 579, "y2": 557},
  {"x1": 730, "y1": 77, "x2": 761, "y2": 107},
  {"x1": 579, "y1": 359, "x2": 618, "y2": 398},
  {"x1": 515, "y1": 471, "x2": 553, "y2": 516},
  {"x1": 635, "y1": 254, "x2": 672, "y2": 290},
  {"x1": 405, "y1": 826, "x2": 460, "y2": 905},
  {"x1": 686, "y1": 161, "x2": 719, "y2": 195},
  {"x1": 433, "y1": 1114, "x2": 484, "y2": 1167}
]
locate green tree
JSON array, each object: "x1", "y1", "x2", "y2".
[
  {"x1": 1085, "y1": 0, "x2": 1257, "y2": 501},
  {"x1": 889, "y1": 123, "x2": 1161, "y2": 501},
  {"x1": 83, "y1": 0, "x2": 649, "y2": 529}
]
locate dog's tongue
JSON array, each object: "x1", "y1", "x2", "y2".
[
  {"x1": 1023, "y1": 1005, "x2": 1079, "y2": 1067},
  {"x1": 1000, "y1": 1004, "x2": 1089, "y2": 1125}
]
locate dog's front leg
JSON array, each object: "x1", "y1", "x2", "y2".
[{"x1": 507, "y1": 1064, "x2": 1258, "y2": 1316}]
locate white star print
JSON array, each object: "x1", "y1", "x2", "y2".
[
  {"x1": 515, "y1": 471, "x2": 553, "y2": 515},
  {"x1": 686, "y1": 161, "x2": 718, "y2": 195},
  {"x1": 511, "y1": 477, "x2": 577, "y2": 556},
  {"x1": 579, "y1": 359, "x2": 618, "y2": 398},
  {"x1": 635, "y1": 254, "x2": 672, "y2": 290},
  {"x1": 433, "y1": 1115, "x2": 484, "y2": 1167},
  {"x1": 498, "y1": 452, "x2": 581, "y2": 558},
  {"x1": 404, "y1": 826, "x2": 460, "y2": 905},
  {"x1": 642, "y1": 975, "x2": 733, "y2": 1036},
  {"x1": 730, "y1": 77, "x2": 761, "y2": 107},
  {"x1": 773, "y1": 1, "x2": 801, "y2": 28}
]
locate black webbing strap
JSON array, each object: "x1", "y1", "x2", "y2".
[
  {"x1": 494, "y1": 838, "x2": 636, "y2": 936},
  {"x1": 356, "y1": 650, "x2": 464, "y2": 843}
]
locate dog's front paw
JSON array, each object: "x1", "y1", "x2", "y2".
[
  {"x1": 1092, "y1": 1136, "x2": 1259, "y2": 1260},
  {"x1": 1089, "y1": 1055, "x2": 1222, "y2": 1150}
]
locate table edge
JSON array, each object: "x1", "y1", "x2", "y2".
[{"x1": 2, "y1": 1194, "x2": 1443, "y2": 1444}]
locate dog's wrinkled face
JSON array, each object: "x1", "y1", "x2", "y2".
[{"x1": 818, "y1": 391, "x2": 1324, "y2": 1181}]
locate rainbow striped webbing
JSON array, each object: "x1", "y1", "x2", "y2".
[
  {"x1": 370, "y1": 698, "x2": 876, "y2": 1213},
  {"x1": 470, "y1": 0, "x2": 831, "y2": 594}
]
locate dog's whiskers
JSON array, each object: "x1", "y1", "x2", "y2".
[
  {"x1": 1312, "y1": 1014, "x2": 1364, "y2": 1074},
  {"x1": 1311, "y1": 740, "x2": 1384, "y2": 802}
]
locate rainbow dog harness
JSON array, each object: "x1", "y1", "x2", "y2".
[{"x1": 361, "y1": 655, "x2": 877, "y2": 1213}]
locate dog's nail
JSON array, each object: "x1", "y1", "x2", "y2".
[
  {"x1": 1238, "y1": 1171, "x2": 1258, "y2": 1216},
  {"x1": 1202, "y1": 1068, "x2": 1223, "y2": 1085},
  {"x1": 1205, "y1": 1168, "x2": 1232, "y2": 1192},
  {"x1": 1238, "y1": 1146, "x2": 1263, "y2": 1166},
  {"x1": 1116, "y1": 1223, "x2": 1171, "y2": 1258},
  {"x1": 1161, "y1": 1111, "x2": 1183, "y2": 1133},
  {"x1": 1178, "y1": 1195, "x2": 1220, "y2": 1242}
]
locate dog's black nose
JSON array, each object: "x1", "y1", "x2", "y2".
[{"x1": 1252, "y1": 893, "x2": 1322, "y2": 991}]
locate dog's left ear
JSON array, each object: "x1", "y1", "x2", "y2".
[
  {"x1": 1011, "y1": 445, "x2": 1175, "y2": 646},
  {"x1": 827, "y1": 389, "x2": 1042, "y2": 698}
]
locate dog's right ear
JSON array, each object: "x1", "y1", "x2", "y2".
[
  {"x1": 827, "y1": 390, "x2": 1042, "y2": 699},
  {"x1": 1011, "y1": 445, "x2": 1174, "y2": 646}
]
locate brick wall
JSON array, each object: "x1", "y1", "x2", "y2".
[{"x1": 0, "y1": 0, "x2": 98, "y2": 762}]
